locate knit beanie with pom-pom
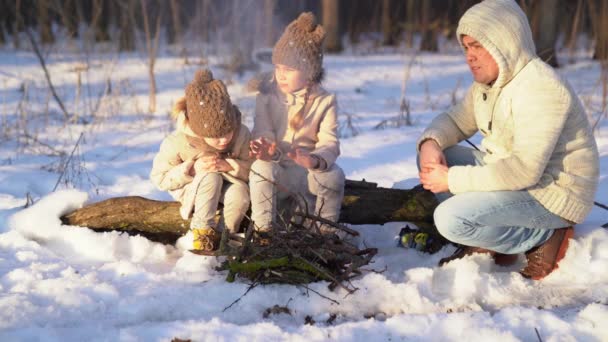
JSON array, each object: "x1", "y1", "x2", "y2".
[
  {"x1": 185, "y1": 69, "x2": 236, "y2": 138},
  {"x1": 272, "y1": 12, "x2": 326, "y2": 82}
]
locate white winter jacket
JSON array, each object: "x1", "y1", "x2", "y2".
[{"x1": 417, "y1": 0, "x2": 599, "y2": 223}]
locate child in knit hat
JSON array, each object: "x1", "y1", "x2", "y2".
[
  {"x1": 249, "y1": 12, "x2": 345, "y2": 236},
  {"x1": 150, "y1": 69, "x2": 252, "y2": 253}
]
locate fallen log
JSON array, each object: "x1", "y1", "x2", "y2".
[{"x1": 61, "y1": 180, "x2": 438, "y2": 244}]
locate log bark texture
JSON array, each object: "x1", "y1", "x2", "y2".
[{"x1": 61, "y1": 180, "x2": 438, "y2": 244}]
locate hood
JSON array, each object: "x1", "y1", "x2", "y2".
[{"x1": 456, "y1": 0, "x2": 537, "y2": 88}]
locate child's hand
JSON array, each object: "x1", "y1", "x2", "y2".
[
  {"x1": 287, "y1": 148, "x2": 319, "y2": 169},
  {"x1": 193, "y1": 155, "x2": 233, "y2": 174},
  {"x1": 182, "y1": 158, "x2": 196, "y2": 176},
  {"x1": 193, "y1": 155, "x2": 218, "y2": 174},
  {"x1": 214, "y1": 158, "x2": 233, "y2": 172},
  {"x1": 249, "y1": 137, "x2": 277, "y2": 161}
]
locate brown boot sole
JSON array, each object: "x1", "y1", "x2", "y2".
[
  {"x1": 189, "y1": 249, "x2": 219, "y2": 256},
  {"x1": 550, "y1": 228, "x2": 574, "y2": 275},
  {"x1": 438, "y1": 246, "x2": 493, "y2": 266},
  {"x1": 524, "y1": 228, "x2": 574, "y2": 280},
  {"x1": 494, "y1": 253, "x2": 518, "y2": 267},
  {"x1": 439, "y1": 246, "x2": 518, "y2": 267}
]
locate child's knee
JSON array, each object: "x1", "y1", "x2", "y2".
[
  {"x1": 236, "y1": 186, "x2": 251, "y2": 209},
  {"x1": 312, "y1": 165, "x2": 345, "y2": 188},
  {"x1": 225, "y1": 183, "x2": 251, "y2": 208},
  {"x1": 250, "y1": 160, "x2": 276, "y2": 180},
  {"x1": 200, "y1": 172, "x2": 223, "y2": 188}
]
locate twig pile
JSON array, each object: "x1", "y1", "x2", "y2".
[{"x1": 214, "y1": 214, "x2": 377, "y2": 294}]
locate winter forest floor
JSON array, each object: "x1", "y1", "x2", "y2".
[{"x1": 0, "y1": 41, "x2": 607, "y2": 341}]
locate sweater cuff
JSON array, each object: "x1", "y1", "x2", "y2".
[
  {"x1": 270, "y1": 148, "x2": 283, "y2": 163},
  {"x1": 310, "y1": 154, "x2": 328, "y2": 171},
  {"x1": 416, "y1": 130, "x2": 446, "y2": 152},
  {"x1": 447, "y1": 166, "x2": 470, "y2": 194},
  {"x1": 417, "y1": 137, "x2": 440, "y2": 153}
]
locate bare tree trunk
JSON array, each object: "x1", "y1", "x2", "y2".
[
  {"x1": 265, "y1": 0, "x2": 276, "y2": 46},
  {"x1": 141, "y1": 0, "x2": 161, "y2": 113},
  {"x1": 38, "y1": 0, "x2": 55, "y2": 44},
  {"x1": 168, "y1": 0, "x2": 182, "y2": 46},
  {"x1": 566, "y1": 0, "x2": 584, "y2": 59},
  {"x1": 0, "y1": 0, "x2": 8, "y2": 45},
  {"x1": 404, "y1": 0, "x2": 416, "y2": 48},
  {"x1": 381, "y1": 0, "x2": 394, "y2": 46},
  {"x1": 119, "y1": 0, "x2": 135, "y2": 51},
  {"x1": 346, "y1": 0, "x2": 360, "y2": 45},
  {"x1": 589, "y1": 0, "x2": 608, "y2": 61},
  {"x1": 1, "y1": 0, "x2": 18, "y2": 46},
  {"x1": 58, "y1": 0, "x2": 78, "y2": 39},
  {"x1": 13, "y1": 0, "x2": 22, "y2": 49},
  {"x1": 322, "y1": 0, "x2": 342, "y2": 52},
  {"x1": 419, "y1": 0, "x2": 437, "y2": 52},
  {"x1": 588, "y1": 0, "x2": 608, "y2": 119},
  {"x1": 25, "y1": 29, "x2": 71, "y2": 121},
  {"x1": 193, "y1": 0, "x2": 211, "y2": 44},
  {"x1": 534, "y1": 0, "x2": 560, "y2": 67},
  {"x1": 61, "y1": 182, "x2": 438, "y2": 245},
  {"x1": 93, "y1": 0, "x2": 110, "y2": 42}
]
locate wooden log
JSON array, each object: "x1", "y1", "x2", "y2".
[{"x1": 61, "y1": 180, "x2": 438, "y2": 244}]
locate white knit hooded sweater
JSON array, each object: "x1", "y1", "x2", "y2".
[{"x1": 417, "y1": 0, "x2": 599, "y2": 223}]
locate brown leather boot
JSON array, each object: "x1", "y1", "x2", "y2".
[
  {"x1": 520, "y1": 226, "x2": 574, "y2": 280},
  {"x1": 439, "y1": 245, "x2": 518, "y2": 267},
  {"x1": 493, "y1": 253, "x2": 519, "y2": 266}
]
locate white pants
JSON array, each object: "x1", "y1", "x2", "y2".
[
  {"x1": 190, "y1": 172, "x2": 250, "y2": 233},
  {"x1": 249, "y1": 160, "x2": 345, "y2": 231}
]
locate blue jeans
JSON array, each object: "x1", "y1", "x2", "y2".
[{"x1": 427, "y1": 145, "x2": 570, "y2": 254}]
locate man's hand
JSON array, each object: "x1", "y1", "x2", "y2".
[
  {"x1": 419, "y1": 139, "x2": 446, "y2": 172},
  {"x1": 249, "y1": 137, "x2": 277, "y2": 161},
  {"x1": 287, "y1": 148, "x2": 319, "y2": 169},
  {"x1": 419, "y1": 162, "x2": 449, "y2": 193}
]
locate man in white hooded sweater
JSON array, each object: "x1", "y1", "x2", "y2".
[{"x1": 417, "y1": 0, "x2": 599, "y2": 280}]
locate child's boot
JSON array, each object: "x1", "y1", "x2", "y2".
[{"x1": 192, "y1": 227, "x2": 221, "y2": 252}]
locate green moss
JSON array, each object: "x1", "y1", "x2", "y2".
[
  {"x1": 227, "y1": 257, "x2": 290, "y2": 273},
  {"x1": 342, "y1": 196, "x2": 359, "y2": 206}
]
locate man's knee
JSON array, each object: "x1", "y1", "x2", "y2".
[{"x1": 433, "y1": 199, "x2": 473, "y2": 242}]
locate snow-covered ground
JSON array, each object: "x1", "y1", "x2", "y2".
[{"x1": 1, "y1": 42, "x2": 607, "y2": 341}]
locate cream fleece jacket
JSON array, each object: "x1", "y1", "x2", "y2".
[
  {"x1": 252, "y1": 83, "x2": 340, "y2": 171},
  {"x1": 150, "y1": 110, "x2": 252, "y2": 219},
  {"x1": 417, "y1": 0, "x2": 599, "y2": 223}
]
